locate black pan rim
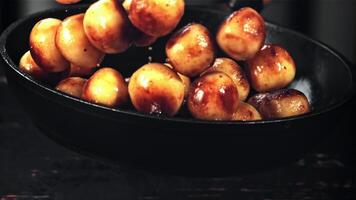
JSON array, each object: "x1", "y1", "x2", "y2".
[{"x1": 1, "y1": 4, "x2": 355, "y2": 126}]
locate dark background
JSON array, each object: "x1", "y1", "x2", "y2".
[{"x1": 0, "y1": 0, "x2": 355, "y2": 199}]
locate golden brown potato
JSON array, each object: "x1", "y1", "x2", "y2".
[
  {"x1": 19, "y1": 51, "x2": 48, "y2": 81},
  {"x1": 166, "y1": 23, "x2": 215, "y2": 77},
  {"x1": 232, "y1": 102, "x2": 262, "y2": 121},
  {"x1": 82, "y1": 68, "x2": 129, "y2": 107},
  {"x1": 202, "y1": 58, "x2": 250, "y2": 101},
  {"x1": 55, "y1": 77, "x2": 87, "y2": 98},
  {"x1": 188, "y1": 72, "x2": 239, "y2": 120},
  {"x1": 69, "y1": 64, "x2": 95, "y2": 77},
  {"x1": 30, "y1": 18, "x2": 70, "y2": 72},
  {"x1": 246, "y1": 44, "x2": 296, "y2": 92},
  {"x1": 164, "y1": 63, "x2": 191, "y2": 98},
  {"x1": 122, "y1": 0, "x2": 158, "y2": 47},
  {"x1": 56, "y1": 14, "x2": 105, "y2": 69},
  {"x1": 122, "y1": 0, "x2": 132, "y2": 11},
  {"x1": 56, "y1": 0, "x2": 82, "y2": 4},
  {"x1": 128, "y1": 63, "x2": 185, "y2": 116},
  {"x1": 128, "y1": 0, "x2": 185, "y2": 37},
  {"x1": 83, "y1": 0, "x2": 133, "y2": 54},
  {"x1": 216, "y1": 7, "x2": 266, "y2": 61},
  {"x1": 248, "y1": 89, "x2": 310, "y2": 119}
]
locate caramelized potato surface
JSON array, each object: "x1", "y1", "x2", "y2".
[
  {"x1": 246, "y1": 44, "x2": 296, "y2": 92},
  {"x1": 164, "y1": 63, "x2": 191, "y2": 98},
  {"x1": 248, "y1": 89, "x2": 310, "y2": 119},
  {"x1": 128, "y1": 0, "x2": 185, "y2": 37},
  {"x1": 84, "y1": 0, "x2": 133, "y2": 53},
  {"x1": 56, "y1": 14, "x2": 105, "y2": 69},
  {"x1": 30, "y1": 18, "x2": 70, "y2": 72},
  {"x1": 232, "y1": 102, "x2": 262, "y2": 121},
  {"x1": 56, "y1": 77, "x2": 87, "y2": 98},
  {"x1": 56, "y1": 0, "x2": 82, "y2": 4},
  {"x1": 166, "y1": 23, "x2": 215, "y2": 77},
  {"x1": 202, "y1": 58, "x2": 250, "y2": 101},
  {"x1": 128, "y1": 63, "x2": 185, "y2": 116},
  {"x1": 19, "y1": 51, "x2": 48, "y2": 80},
  {"x1": 123, "y1": 0, "x2": 158, "y2": 47},
  {"x1": 217, "y1": 7, "x2": 265, "y2": 61},
  {"x1": 82, "y1": 68, "x2": 129, "y2": 107},
  {"x1": 188, "y1": 72, "x2": 239, "y2": 120}
]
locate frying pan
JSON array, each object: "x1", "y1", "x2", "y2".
[{"x1": 1, "y1": 5, "x2": 355, "y2": 176}]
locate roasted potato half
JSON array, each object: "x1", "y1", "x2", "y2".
[
  {"x1": 83, "y1": 0, "x2": 133, "y2": 54},
  {"x1": 128, "y1": 63, "x2": 185, "y2": 116},
  {"x1": 246, "y1": 44, "x2": 296, "y2": 92},
  {"x1": 216, "y1": 7, "x2": 266, "y2": 61},
  {"x1": 56, "y1": 77, "x2": 87, "y2": 98},
  {"x1": 128, "y1": 0, "x2": 185, "y2": 37},
  {"x1": 232, "y1": 102, "x2": 262, "y2": 121},
  {"x1": 82, "y1": 67, "x2": 129, "y2": 107},
  {"x1": 202, "y1": 58, "x2": 250, "y2": 101},
  {"x1": 166, "y1": 23, "x2": 215, "y2": 77},
  {"x1": 29, "y1": 18, "x2": 70, "y2": 72},
  {"x1": 248, "y1": 89, "x2": 310, "y2": 119},
  {"x1": 19, "y1": 51, "x2": 48, "y2": 81},
  {"x1": 188, "y1": 72, "x2": 239, "y2": 120},
  {"x1": 56, "y1": 14, "x2": 105, "y2": 69}
]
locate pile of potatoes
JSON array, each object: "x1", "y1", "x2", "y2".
[{"x1": 19, "y1": 0, "x2": 310, "y2": 121}]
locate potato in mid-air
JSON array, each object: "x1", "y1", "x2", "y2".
[
  {"x1": 128, "y1": 0, "x2": 185, "y2": 37},
  {"x1": 202, "y1": 58, "x2": 250, "y2": 101},
  {"x1": 82, "y1": 68, "x2": 129, "y2": 107},
  {"x1": 128, "y1": 63, "x2": 185, "y2": 116},
  {"x1": 83, "y1": 0, "x2": 133, "y2": 54},
  {"x1": 248, "y1": 89, "x2": 310, "y2": 119},
  {"x1": 217, "y1": 7, "x2": 266, "y2": 61},
  {"x1": 166, "y1": 23, "x2": 215, "y2": 77},
  {"x1": 246, "y1": 44, "x2": 296, "y2": 92},
  {"x1": 188, "y1": 72, "x2": 239, "y2": 120},
  {"x1": 30, "y1": 18, "x2": 70, "y2": 72},
  {"x1": 56, "y1": 14, "x2": 105, "y2": 69}
]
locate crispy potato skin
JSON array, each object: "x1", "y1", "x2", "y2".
[
  {"x1": 232, "y1": 102, "x2": 262, "y2": 121},
  {"x1": 128, "y1": 63, "x2": 185, "y2": 116},
  {"x1": 82, "y1": 68, "x2": 129, "y2": 107},
  {"x1": 83, "y1": 0, "x2": 133, "y2": 54},
  {"x1": 246, "y1": 44, "x2": 296, "y2": 92},
  {"x1": 166, "y1": 23, "x2": 215, "y2": 77},
  {"x1": 164, "y1": 63, "x2": 191, "y2": 98},
  {"x1": 217, "y1": 7, "x2": 266, "y2": 61},
  {"x1": 56, "y1": 0, "x2": 82, "y2": 4},
  {"x1": 248, "y1": 89, "x2": 310, "y2": 119},
  {"x1": 123, "y1": 0, "x2": 157, "y2": 47},
  {"x1": 30, "y1": 18, "x2": 70, "y2": 72},
  {"x1": 19, "y1": 51, "x2": 48, "y2": 80},
  {"x1": 56, "y1": 77, "x2": 87, "y2": 98},
  {"x1": 56, "y1": 14, "x2": 105, "y2": 69},
  {"x1": 202, "y1": 58, "x2": 250, "y2": 101},
  {"x1": 128, "y1": 0, "x2": 185, "y2": 37},
  {"x1": 188, "y1": 72, "x2": 239, "y2": 120}
]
